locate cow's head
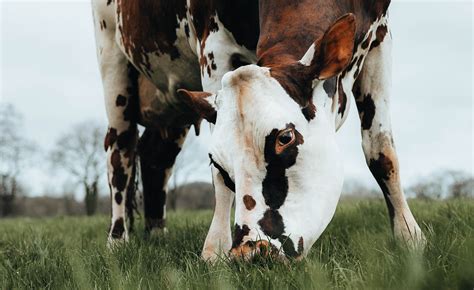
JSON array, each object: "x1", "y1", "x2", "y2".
[{"x1": 179, "y1": 14, "x2": 356, "y2": 259}]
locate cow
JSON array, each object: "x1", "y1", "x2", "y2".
[{"x1": 92, "y1": 0, "x2": 425, "y2": 261}]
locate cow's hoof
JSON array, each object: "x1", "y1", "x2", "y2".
[
  {"x1": 201, "y1": 246, "x2": 229, "y2": 264},
  {"x1": 106, "y1": 234, "x2": 128, "y2": 250},
  {"x1": 394, "y1": 217, "x2": 426, "y2": 249},
  {"x1": 148, "y1": 227, "x2": 168, "y2": 238}
]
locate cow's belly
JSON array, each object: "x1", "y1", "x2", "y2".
[{"x1": 115, "y1": 4, "x2": 202, "y2": 129}]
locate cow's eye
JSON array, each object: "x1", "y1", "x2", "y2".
[
  {"x1": 275, "y1": 129, "x2": 295, "y2": 154},
  {"x1": 278, "y1": 130, "x2": 294, "y2": 145}
]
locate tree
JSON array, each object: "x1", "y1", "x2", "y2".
[
  {"x1": 408, "y1": 170, "x2": 473, "y2": 199},
  {"x1": 0, "y1": 103, "x2": 34, "y2": 216},
  {"x1": 50, "y1": 121, "x2": 105, "y2": 215}
]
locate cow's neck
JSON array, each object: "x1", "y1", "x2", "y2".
[
  {"x1": 256, "y1": 0, "x2": 339, "y2": 67},
  {"x1": 255, "y1": 0, "x2": 341, "y2": 109}
]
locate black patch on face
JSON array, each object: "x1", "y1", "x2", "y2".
[
  {"x1": 232, "y1": 224, "x2": 250, "y2": 248},
  {"x1": 111, "y1": 217, "x2": 125, "y2": 239},
  {"x1": 261, "y1": 124, "x2": 301, "y2": 209},
  {"x1": 278, "y1": 235, "x2": 304, "y2": 258},
  {"x1": 278, "y1": 235, "x2": 297, "y2": 257},
  {"x1": 258, "y1": 209, "x2": 284, "y2": 239},
  {"x1": 258, "y1": 123, "x2": 304, "y2": 241},
  {"x1": 209, "y1": 154, "x2": 235, "y2": 192}
]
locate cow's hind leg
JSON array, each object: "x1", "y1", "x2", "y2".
[
  {"x1": 353, "y1": 24, "x2": 425, "y2": 247},
  {"x1": 138, "y1": 127, "x2": 188, "y2": 235},
  {"x1": 93, "y1": 1, "x2": 138, "y2": 244}
]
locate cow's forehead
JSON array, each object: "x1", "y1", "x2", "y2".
[{"x1": 218, "y1": 65, "x2": 303, "y2": 121}]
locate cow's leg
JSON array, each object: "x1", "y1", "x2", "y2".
[
  {"x1": 202, "y1": 167, "x2": 234, "y2": 261},
  {"x1": 353, "y1": 25, "x2": 424, "y2": 247},
  {"x1": 138, "y1": 127, "x2": 188, "y2": 235},
  {"x1": 93, "y1": 2, "x2": 139, "y2": 244}
]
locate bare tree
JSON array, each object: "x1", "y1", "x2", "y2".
[
  {"x1": 408, "y1": 169, "x2": 473, "y2": 199},
  {"x1": 0, "y1": 103, "x2": 34, "y2": 217},
  {"x1": 446, "y1": 171, "x2": 473, "y2": 199},
  {"x1": 50, "y1": 120, "x2": 105, "y2": 215}
]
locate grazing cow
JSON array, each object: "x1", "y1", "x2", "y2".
[{"x1": 92, "y1": 0, "x2": 424, "y2": 260}]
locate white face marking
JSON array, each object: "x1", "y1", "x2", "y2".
[{"x1": 209, "y1": 65, "x2": 344, "y2": 257}]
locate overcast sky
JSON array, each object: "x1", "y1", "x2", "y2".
[{"x1": 1, "y1": 1, "x2": 472, "y2": 196}]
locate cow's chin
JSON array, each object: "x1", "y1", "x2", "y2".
[
  {"x1": 230, "y1": 136, "x2": 344, "y2": 259},
  {"x1": 231, "y1": 178, "x2": 344, "y2": 260}
]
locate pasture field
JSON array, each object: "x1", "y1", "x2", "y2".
[{"x1": 0, "y1": 199, "x2": 473, "y2": 289}]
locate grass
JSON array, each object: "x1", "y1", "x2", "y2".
[{"x1": 0, "y1": 199, "x2": 473, "y2": 289}]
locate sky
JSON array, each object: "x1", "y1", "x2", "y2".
[{"x1": 0, "y1": 0, "x2": 472, "y2": 197}]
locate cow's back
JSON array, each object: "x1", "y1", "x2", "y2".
[{"x1": 93, "y1": 0, "x2": 259, "y2": 128}]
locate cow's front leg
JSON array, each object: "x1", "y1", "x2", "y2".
[
  {"x1": 94, "y1": 6, "x2": 139, "y2": 244},
  {"x1": 202, "y1": 167, "x2": 234, "y2": 262},
  {"x1": 354, "y1": 23, "x2": 424, "y2": 247}
]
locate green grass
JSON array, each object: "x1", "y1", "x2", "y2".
[{"x1": 0, "y1": 199, "x2": 473, "y2": 289}]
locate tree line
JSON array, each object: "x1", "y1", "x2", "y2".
[{"x1": 0, "y1": 103, "x2": 472, "y2": 217}]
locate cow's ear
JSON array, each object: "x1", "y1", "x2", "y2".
[
  {"x1": 299, "y1": 13, "x2": 356, "y2": 80},
  {"x1": 177, "y1": 89, "x2": 217, "y2": 134}
]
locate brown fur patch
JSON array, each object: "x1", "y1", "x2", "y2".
[
  {"x1": 297, "y1": 236, "x2": 304, "y2": 255},
  {"x1": 301, "y1": 101, "x2": 316, "y2": 121},
  {"x1": 104, "y1": 127, "x2": 118, "y2": 151},
  {"x1": 257, "y1": 0, "x2": 390, "y2": 107},
  {"x1": 368, "y1": 149, "x2": 397, "y2": 227},
  {"x1": 111, "y1": 150, "x2": 128, "y2": 192},
  {"x1": 243, "y1": 195, "x2": 256, "y2": 210},
  {"x1": 370, "y1": 24, "x2": 388, "y2": 51},
  {"x1": 117, "y1": 0, "x2": 187, "y2": 68}
]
